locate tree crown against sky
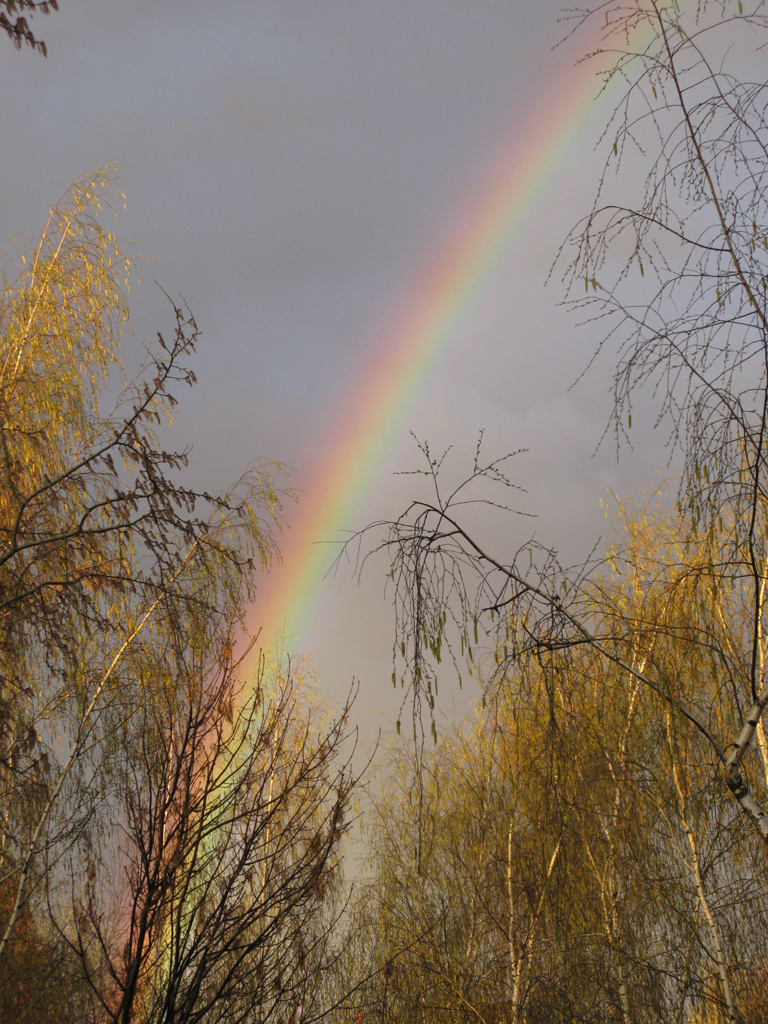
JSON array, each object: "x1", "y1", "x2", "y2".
[
  {"x1": 343, "y1": 531, "x2": 768, "y2": 1023},
  {"x1": 328, "y1": 13, "x2": 768, "y2": 1022},
  {"x1": 0, "y1": 171, "x2": 365, "y2": 1024},
  {"x1": 348, "y1": 0, "x2": 768, "y2": 864}
]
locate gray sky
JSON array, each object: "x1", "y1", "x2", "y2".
[{"x1": 0, "y1": 1, "x2": 670, "y2": 739}]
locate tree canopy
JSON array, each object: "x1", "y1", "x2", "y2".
[
  {"x1": 0, "y1": 173, "x2": 360, "y2": 1023},
  {"x1": 339, "y1": 4, "x2": 768, "y2": 1021}
]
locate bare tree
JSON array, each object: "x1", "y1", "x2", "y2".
[{"x1": 48, "y1": 645, "x2": 358, "y2": 1024}]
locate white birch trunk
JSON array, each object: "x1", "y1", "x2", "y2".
[
  {"x1": 507, "y1": 821, "x2": 560, "y2": 1024},
  {"x1": 666, "y1": 711, "x2": 740, "y2": 1024},
  {"x1": 755, "y1": 578, "x2": 768, "y2": 793}
]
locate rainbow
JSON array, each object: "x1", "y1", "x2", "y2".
[{"x1": 252, "y1": 43, "x2": 612, "y2": 659}]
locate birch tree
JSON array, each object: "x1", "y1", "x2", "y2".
[
  {"x1": 353, "y1": 0, "x2": 768, "y2": 859},
  {"x1": 342, "y1": 541, "x2": 768, "y2": 1022},
  {"x1": 52, "y1": 652, "x2": 356, "y2": 1024},
  {"x1": 345, "y1": 694, "x2": 581, "y2": 1024},
  {"x1": 0, "y1": 173, "x2": 284, "y2": 999}
]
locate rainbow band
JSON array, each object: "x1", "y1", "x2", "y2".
[{"x1": 254, "y1": 40, "x2": 613, "y2": 656}]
